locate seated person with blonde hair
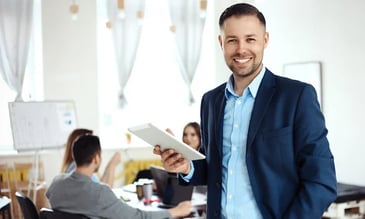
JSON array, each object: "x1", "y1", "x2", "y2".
[{"x1": 47, "y1": 134, "x2": 191, "y2": 219}]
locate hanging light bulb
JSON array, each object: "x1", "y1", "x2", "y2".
[
  {"x1": 200, "y1": 0, "x2": 207, "y2": 18},
  {"x1": 69, "y1": 1, "x2": 79, "y2": 21},
  {"x1": 136, "y1": 10, "x2": 144, "y2": 26},
  {"x1": 169, "y1": 25, "x2": 176, "y2": 33},
  {"x1": 117, "y1": 0, "x2": 126, "y2": 19},
  {"x1": 105, "y1": 20, "x2": 113, "y2": 29}
]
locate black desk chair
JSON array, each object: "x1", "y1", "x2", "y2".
[
  {"x1": 0, "y1": 197, "x2": 12, "y2": 219},
  {"x1": 15, "y1": 191, "x2": 39, "y2": 219},
  {"x1": 39, "y1": 208, "x2": 89, "y2": 219},
  {"x1": 133, "y1": 169, "x2": 153, "y2": 183}
]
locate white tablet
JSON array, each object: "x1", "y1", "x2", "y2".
[{"x1": 128, "y1": 123, "x2": 206, "y2": 160}]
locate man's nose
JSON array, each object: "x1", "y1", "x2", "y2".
[{"x1": 237, "y1": 40, "x2": 247, "y2": 53}]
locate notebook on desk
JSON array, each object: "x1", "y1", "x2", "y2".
[{"x1": 150, "y1": 165, "x2": 193, "y2": 208}]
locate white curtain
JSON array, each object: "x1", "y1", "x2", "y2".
[
  {"x1": 106, "y1": 0, "x2": 145, "y2": 108},
  {"x1": 0, "y1": 0, "x2": 34, "y2": 101},
  {"x1": 168, "y1": 0, "x2": 207, "y2": 104}
]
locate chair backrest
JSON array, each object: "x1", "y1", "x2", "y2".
[
  {"x1": 15, "y1": 191, "x2": 40, "y2": 219},
  {"x1": 39, "y1": 208, "x2": 89, "y2": 219}
]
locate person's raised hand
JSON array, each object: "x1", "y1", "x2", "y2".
[{"x1": 110, "y1": 151, "x2": 122, "y2": 166}]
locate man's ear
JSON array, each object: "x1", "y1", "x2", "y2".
[
  {"x1": 218, "y1": 35, "x2": 223, "y2": 49},
  {"x1": 264, "y1": 32, "x2": 269, "y2": 48},
  {"x1": 94, "y1": 153, "x2": 101, "y2": 165}
]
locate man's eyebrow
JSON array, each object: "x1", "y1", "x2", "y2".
[
  {"x1": 246, "y1": 34, "x2": 258, "y2": 37},
  {"x1": 225, "y1": 34, "x2": 258, "y2": 39}
]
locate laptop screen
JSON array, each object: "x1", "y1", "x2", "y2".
[{"x1": 150, "y1": 165, "x2": 193, "y2": 206}]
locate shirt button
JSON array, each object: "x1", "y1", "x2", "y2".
[
  {"x1": 234, "y1": 124, "x2": 238, "y2": 128},
  {"x1": 237, "y1": 100, "x2": 241, "y2": 104},
  {"x1": 228, "y1": 194, "x2": 232, "y2": 199},
  {"x1": 232, "y1": 146, "x2": 237, "y2": 151},
  {"x1": 229, "y1": 169, "x2": 234, "y2": 175}
]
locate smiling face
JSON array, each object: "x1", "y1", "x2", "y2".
[{"x1": 219, "y1": 15, "x2": 268, "y2": 80}]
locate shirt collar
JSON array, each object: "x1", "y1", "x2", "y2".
[{"x1": 225, "y1": 66, "x2": 266, "y2": 99}]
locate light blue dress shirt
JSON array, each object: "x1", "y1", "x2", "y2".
[
  {"x1": 221, "y1": 67, "x2": 265, "y2": 219},
  {"x1": 183, "y1": 67, "x2": 266, "y2": 218}
]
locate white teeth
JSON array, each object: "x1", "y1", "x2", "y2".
[{"x1": 234, "y1": 58, "x2": 251, "y2": 63}]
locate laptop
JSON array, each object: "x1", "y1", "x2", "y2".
[{"x1": 150, "y1": 165, "x2": 194, "y2": 208}]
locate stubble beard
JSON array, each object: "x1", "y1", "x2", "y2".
[{"x1": 230, "y1": 62, "x2": 262, "y2": 79}]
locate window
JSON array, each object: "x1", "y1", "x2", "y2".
[{"x1": 97, "y1": 0, "x2": 215, "y2": 148}]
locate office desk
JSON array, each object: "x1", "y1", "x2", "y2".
[
  {"x1": 323, "y1": 183, "x2": 365, "y2": 219},
  {"x1": 113, "y1": 185, "x2": 206, "y2": 218},
  {"x1": 0, "y1": 197, "x2": 11, "y2": 219}
]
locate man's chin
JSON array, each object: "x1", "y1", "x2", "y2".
[{"x1": 234, "y1": 70, "x2": 255, "y2": 78}]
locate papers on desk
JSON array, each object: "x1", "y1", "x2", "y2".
[
  {"x1": 191, "y1": 192, "x2": 206, "y2": 206},
  {"x1": 113, "y1": 186, "x2": 206, "y2": 218},
  {"x1": 122, "y1": 183, "x2": 136, "y2": 193},
  {"x1": 117, "y1": 184, "x2": 206, "y2": 207}
]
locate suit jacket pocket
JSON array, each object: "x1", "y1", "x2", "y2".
[
  {"x1": 262, "y1": 126, "x2": 292, "y2": 140},
  {"x1": 257, "y1": 126, "x2": 295, "y2": 172}
]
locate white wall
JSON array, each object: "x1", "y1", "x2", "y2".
[
  {"x1": 36, "y1": 0, "x2": 365, "y2": 186},
  {"x1": 42, "y1": 0, "x2": 99, "y2": 132}
]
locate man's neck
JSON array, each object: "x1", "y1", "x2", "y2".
[
  {"x1": 233, "y1": 74, "x2": 256, "y2": 96},
  {"x1": 233, "y1": 65, "x2": 263, "y2": 96},
  {"x1": 75, "y1": 166, "x2": 95, "y2": 178}
]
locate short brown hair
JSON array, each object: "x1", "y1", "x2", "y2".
[{"x1": 219, "y1": 3, "x2": 266, "y2": 29}]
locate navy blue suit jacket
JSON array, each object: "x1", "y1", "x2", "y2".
[{"x1": 181, "y1": 69, "x2": 337, "y2": 218}]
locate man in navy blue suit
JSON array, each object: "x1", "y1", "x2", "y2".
[{"x1": 154, "y1": 3, "x2": 336, "y2": 219}]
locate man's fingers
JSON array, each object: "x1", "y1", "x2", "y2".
[
  {"x1": 154, "y1": 146, "x2": 188, "y2": 173},
  {"x1": 153, "y1": 145, "x2": 163, "y2": 155},
  {"x1": 161, "y1": 150, "x2": 186, "y2": 167}
]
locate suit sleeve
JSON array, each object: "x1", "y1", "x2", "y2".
[{"x1": 284, "y1": 85, "x2": 337, "y2": 219}]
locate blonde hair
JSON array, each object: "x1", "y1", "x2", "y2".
[{"x1": 60, "y1": 128, "x2": 93, "y2": 173}]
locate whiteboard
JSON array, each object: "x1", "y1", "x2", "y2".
[{"x1": 8, "y1": 101, "x2": 78, "y2": 151}]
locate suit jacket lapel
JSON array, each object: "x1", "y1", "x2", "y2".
[
  {"x1": 247, "y1": 70, "x2": 276, "y2": 149},
  {"x1": 215, "y1": 84, "x2": 227, "y2": 158}
]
